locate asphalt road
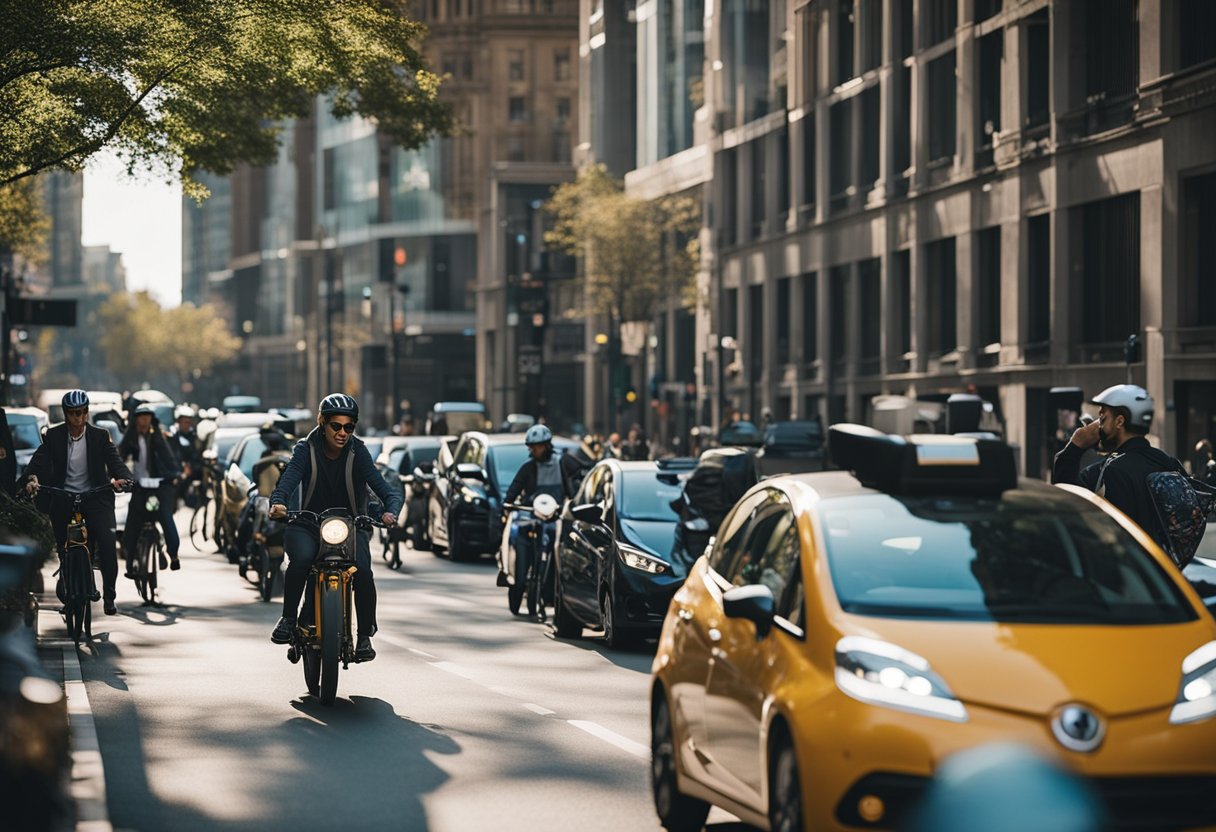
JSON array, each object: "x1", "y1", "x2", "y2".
[{"x1": 57, "y1": 511, "x2": 747, "y2": 832}]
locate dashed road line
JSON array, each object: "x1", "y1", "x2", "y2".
[
  {"x1": 522, "y1": 702, "x2": 556, "y2": 716},
  {"x1": 568, "y1": 720, "x2": 649, "y2": 758}
]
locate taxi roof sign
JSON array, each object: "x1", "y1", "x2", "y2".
[{"x1": 828, "y1": 423, "x2": 1017, "y2": 496}]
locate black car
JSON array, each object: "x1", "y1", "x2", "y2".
[
  {"x1": 428, "y1": 432, "x2": 578, "y2": 561},
  {"x1": 382, "y1": 436, "x2": 451, "y2": 553},
  {"x1": 756, "y1": 419, "x2": 825, "y2": 476},
  {"x1": 552, "y1": 458, "x2": 694, "y2": 649}
]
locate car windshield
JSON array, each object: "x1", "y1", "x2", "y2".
[
  {"x1": 236, "y1": 437, "x2": 267, "y2": 478},
  {"x1": 393, "y1": 445, "x2": 439, "y2": 473},
  {"x1": 619, "y1": 471, "x2": 683, "y2": 521},
  {"x1": 215, "y1": 433, "x2": 249, "y2": 463},
  {"x1": 489, "y1": 444, "x2": 531, "y2": 490},
  {"x1": 818, "y1": 492, "x2": 1196, "y2": 625},
  {"x1": 765, "y1": 422, "x2": 823, "y2": 450},
  {"x1": 10, "y1": 419, "x2": 41, "y2": 450}
]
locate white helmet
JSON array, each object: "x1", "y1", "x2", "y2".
[
  {"x1": 1090, "y1": 384, "x2": 1154, "y2": 430},
  {"x1": 525, "y1": 424, "x2": 553, "y2": 445}
]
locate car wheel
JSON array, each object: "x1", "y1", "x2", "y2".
[
  {"x1": 768, "y1": 731, "x2": 803, "y2": 832},
  {"x1": 601, "y1": 589, "x2": 633, "y2": 650},
  {"x1": 447, "y1": 514, "x2": 469, "y2": 562},
  {"x1": 428, "y1": 508, "x2": 447, "y2": 558},
  {"x1": 552, "y1": 571, "x2": 581, "y2": 639},
  {"x1": 651, "y1": 693, "x2": 710, "y2": 832}
]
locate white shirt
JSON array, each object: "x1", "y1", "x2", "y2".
[
  {"x1": 64, "y1": 430, "x2": 90, "y2": 492},
  {"x1": 133, "y1": 435, "x2": 149, "y2": 481}
]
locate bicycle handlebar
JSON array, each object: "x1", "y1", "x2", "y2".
[
  {"x1": 283, "y1": 509, "x2": 389, "y2": 529},
  {"x1": 33, "y1": 482, "x2": 128, "y2": 500}
]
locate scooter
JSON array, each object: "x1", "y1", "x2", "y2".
[{"x1": 500, "y1": 493, "x2": 560, "y2": 622}]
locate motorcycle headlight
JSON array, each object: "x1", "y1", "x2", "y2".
[
  {"x1": 1170, "y1": 641, "x2": 1216, "y2": 725},
  {"x1": 834, "y1": 636, "x2": 967, "y2": 723},
  {"x1": 618, "y1": 543, "x2": 669, "y2": 574},
  {"x1": 320, "y1": 518, "x2": 350, "y2": 546},
  {"x1": 461, "y1": 487, "x2": 482, "y2": 503},
  {"x1": 532, "y1": 494, "x2": 560, "y2": 521}
]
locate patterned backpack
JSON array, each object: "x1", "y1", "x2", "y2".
[{"x1": 1144, "y1": 470, "x2": 1216, "y2": 568}]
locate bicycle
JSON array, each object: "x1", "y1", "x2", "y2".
[
  {"x1": 189, "y1": 461, "x2": 225, "y2": 553},
  {"x1": 282, "y1": 509, "x2": 386, "y2": 706},
  {"x1": 35, "y1": 484, "x2": 121, "y2": 644},
  {"x1": 130, "y1": 478, "x2": 169, "y2": 606}
]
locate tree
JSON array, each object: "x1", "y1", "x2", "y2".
[
  {"x1": 96, "y1": 291, "x2": 240, "y2": 391},
  {"x1": 544, "y1": 164, "x2": 700, "y2": 324},
  {"x1": 0, "y1": 0, "x2": 453, "y2": 195},
  {"x1": 0, "y1": 180, "x2": 48, "y2": 260}
]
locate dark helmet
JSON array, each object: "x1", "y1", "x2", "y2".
[
  {"x1": 319, "y1": 393, "x2": 359, "y2": 421},
  {"x1": 62, "y1": 389, "x2": 89, "y2": 409}
]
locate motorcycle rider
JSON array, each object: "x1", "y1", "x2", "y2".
[
  {"x1": 267, "y1": 394, "x2": 400, "y2": 662},
  {"x1": 23, "y1": 390, "x2": 133, "y2": 615},
  {"x1": 501, "y1": 424, "x2": 587, "y2": 622},
  {"x1": 119, "y1": 404, "x2": 183, "y2": 574}
]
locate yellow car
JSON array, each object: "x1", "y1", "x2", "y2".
[{"x1": 650, "y1": 425, "x2": 1216, "y2": 832}]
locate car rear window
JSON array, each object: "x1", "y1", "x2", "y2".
[
  {"x1": 765, "y1": 422, "x2": 823, "y2": 449},
  {"x1": 818, "y1": 492, "x2": 1196, "y2": 624},
  {"x1": 489, "y1": 444, "x2": 530, "y2": 490},
  {"x1": 619, "y1": 471, "x2": 683, "y2": 521},
  {"x1": 9, "y1": 418, "x2": 41, "y2": 450}
]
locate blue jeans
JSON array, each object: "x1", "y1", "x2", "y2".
[{"x1": 123, "y1": 485, "x2": 180, "y2": 565}]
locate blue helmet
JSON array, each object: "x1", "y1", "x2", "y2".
[
  {"x1": 319, "y1": 393, "x2": 359, "y2": 421},
  {"x1": 61, "y1": 389, "x2": 89, "y2": 409},
  {"x1": 525, "y1": 424, "x2": 553, "y2": 445}
]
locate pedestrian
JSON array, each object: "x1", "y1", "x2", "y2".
[
  {"x1": 604, "y1": 432, "x2": 623, "y2": 459},
  {"x1": 1051, "y1": 384, "x2": 1185, "y2": 550},
  {"x1": 623, "y1": 425, "x2": 647, "y2": 461}
]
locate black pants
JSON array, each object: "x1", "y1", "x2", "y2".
[
  {"x1": 282, "y1": 524, "x2": 377, "y2": 637},
  {"x1": 50, "y1": 502, "x2": 118, "y2": 601},
  {"x1": 123, "y1": 485, "x2": 180, "y2": 566}
]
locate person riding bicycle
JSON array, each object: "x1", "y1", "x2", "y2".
[
  {"x1": 119, "y1": 404, "x2": 183, "y2": 575},
  {"x1": 171, "y1": 405, "x2": 203, "y2": 506},
  {"x1": 267, "y1": 394, "x2": 400, "y2": 662},
  {"x1": 22, "y1": 390, "x2": 132, "y2": 615},
  {"x1": 501, "y1": 424, "x2": 586, "y2": 621}
]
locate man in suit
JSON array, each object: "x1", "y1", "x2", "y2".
[{"x1": 24, "y1": 390, "x2": 132, "y2": 614}]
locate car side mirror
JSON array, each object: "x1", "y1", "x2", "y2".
[
  {"x1": 455, "y1": 463, "x2": 486, "y2": 481},
  {"x1": 571, "y1": 503, "x2": 602, "y2": 524},
  {"x1": 722, "y1": 584, "x2": 775, "y2": 640}
]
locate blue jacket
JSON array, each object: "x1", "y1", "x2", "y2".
[{"x1": 270, "y1": 427, "x2": 402, "y2": 518}]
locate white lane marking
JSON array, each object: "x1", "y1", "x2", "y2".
[
  {"x1": 523, "y1": 702, "x2": 556, "y2": 716},
  {"x1": 62, "y1": 644, "x2": 114, "y2": 832},
  {"x1": 430, "y1": 661, "x2": 482, "y2": 682},
  {"x1": 413, "y1": 591, "x2": 475, "y2": 609},
  {"x1": 568, "y1": 720, "x2": 649, "y2": 758},
  {"x1": 408, "y1": 647, "x2": 437, "y2": 659}
]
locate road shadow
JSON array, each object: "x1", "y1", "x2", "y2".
[{"x1": 544, "y1": 629, "x2": 656, "y2": 675}]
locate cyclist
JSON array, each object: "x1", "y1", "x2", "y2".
[
  {"x1": 23, "y1": 390, "x2": 132, "y2": 615},
  {"x1": 171, "y1": 405, "x2": 203, "y2": 506},
  {"x1": 119, "y1": 404, "x2": 183, "y2": 575},
  {"x1": 267, "y1": 394, "x2": 400, "y2": 662},
  {"x1": 501, "y1": 424, "x2": 587, "y2": 621}
]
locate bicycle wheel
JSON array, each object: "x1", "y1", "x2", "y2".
[
  {"x1": 302, "y1": 646, "x2": 320, "y2": 696},
  {"x1": 64, "y1": 603, "x2": 82, "y2": 644},
  {"x1": 317, "y1": 580, "x2": 343, "y2": 706},
  {"x1": 190, "y1": 502, "x2": 212, "y2": 551},
  {"x1": 258, "y1": 547, "x2": 275, "y2": 602},
  {"x1": 135, "y1": 537, "x2": 154, "y2": 603}
]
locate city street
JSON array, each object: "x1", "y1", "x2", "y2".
[{"x1": 42, "y1": 511, "x2": 744, "y2": 832}]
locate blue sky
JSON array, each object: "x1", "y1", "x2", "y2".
[{"x1": 82, "y1": 149, "x2": 182, "y2": 306}]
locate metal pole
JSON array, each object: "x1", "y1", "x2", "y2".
[{"x1": 390, "y1": 285, "x2": 399, "y2": 428}]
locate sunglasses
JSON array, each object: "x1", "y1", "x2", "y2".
[
  {"x1": 64, "y1": 408, "x2": 88, "y2": 417},
  {"x1": 327, "y1": 421, "x2": 356, "y2": 434}
]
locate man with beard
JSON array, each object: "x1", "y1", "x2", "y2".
[{"x1": 1052, "y1": 384, "x2": 1183, "y2": 549}]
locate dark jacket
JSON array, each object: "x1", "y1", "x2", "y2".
[
  {"x1": 1053, "y1": 436, "x2": 1181, "y2": 545},
  {"x1": 503, "y1": 449, "x2": 586, "y2": 507},
  {"x1": 24, "y1": 423, "x2": 132, "y2": 509},
  {"x1": 119, "y1": 425, "x2": 181, "y2": 483},
  {"x1": 270, "y1": 427, "x2": 402, "y2": 518}
]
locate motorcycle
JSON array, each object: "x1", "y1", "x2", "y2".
[
  {"x1": 283, "y1": 508, "x2": 385, "y2": 706},
  {"x1": 499, "y1": 493, "x2": 560, "y2": 622},
  {"x1": 243, "y1": 496, "x2": 285, "y2": 602},
  {"x1": 386, "y1": 464, "x2": 438, "y2": 567}
]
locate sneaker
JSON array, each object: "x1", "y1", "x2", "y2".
[
  {"x1": 158, "y1": 552, "x2": 169, "y2": 570},
  {"x1": 170, "y1": 557, "x2": 181, "y2": 571},
  {"x1": 534, "y1": 608, "x2": 547, "y2": 624},
  {"x1": 104, "y1": 600, "x2": 117, "y2": 615},
  {"x1": 354, "y1": 635, "x2": 376, "y2": 662},
  {"x1": 270, "y1": 617, "x2": 296, "y2": 644},
  {"x1": 124, "y1": 564, "x2": 136, "y2": 579}
]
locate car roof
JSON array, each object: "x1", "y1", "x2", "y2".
[
  {"x1": 432, "y1": 401, "x2": 485, "y2": 412},
  {"x1": 470, "y1": 432, "x2": 577, "y2": 446},
  {"x1": 764, "y1": 469, "x2": 1079, "y2": 508}
]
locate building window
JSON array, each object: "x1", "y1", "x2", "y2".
[
  {"x1": 1080, "y1": 193, "x2": 1140, "y2": 346},
  {"x1": 721, "y1": 148, "x2": 738, "y2": 247},
  {"x1": 555, "y1": 47, "x2": 572, "y2": 81},
  {"x1": 829, "y1": 265, "x2": 850, "y2": 367},
  {"x1": 860, "y1": 0, "x2": 883, "y2": 74},
  {"x1": 802, "y1": 272, "x2": 818, "y2": 362},
  {"x1": 926, "y1": 237, "x2": 957, "y2": 355},
  {"x1": 975, "y1": 0, "x2": 1002, "y2": 22},
  {"x1": 927, "y1": 52, "x2": 956, "y2": 164},
  {"x1": 556, "y1": 97, "x2": 571, "y2": 121},
  {"x1": 1027, "y1": 214, "x2": 1051, "y2": 344},
  {"x1": 506, "y1": 136, "x2": 526, "y2": 161},
  {"x1": 462, "y1": 54, "x2": 474, "y2": 80},
  {"x1": 748, "y1": 284, "x2": 764, "y2": 375},
  {"x1": 1084, "y1": 0, "x2": 1137, "y2": 101},
  {"x1": 898, "y1": 0, "x2": 914, "y2": 59},
  {"x1": 858, "y1": 258, "x2": 881, "y2": 373},
  {"x1": 723, "y1": 287, "x2": 738, "y2": 338},
  {"x1": 894, "y1": 250, "x2": 911, "y2": 355},
  {"x1": 442, "y1": 54, "x2": 458, "y2": 77},
  {"x1": 322, "y1": 147, "x2": 336, "y2": 211},
  {"x1": 1025, "y1": 10, "x2": 1050, "y2": 130},
  {"x1": 830, "y1": 98, "x2": 852, "y2": 208},
  {"x1": 750, "y1": 139, "x2": 766, "y2": 239},
  {"x1": 798, "y1": 5, "x2": 817, "y2": 102},
  {"x1": 509, "y1": 96, "x2": 527, "y2": 122},
  {"x1": 859, "y1": 85, "x2": 880, "y2": 189},
  {"x1": 778, "y1": 128, "x2": 790, "y2": 219},
  {"x1": 894, "y1": 65, "x2": 911, "y2": 177},
  {"x1": 801, "y1": 115, "x2": 816, "y2": 212},
  {"x1": 777, "y1": 277, "x2": 791, "y2": 363},
  {"x1": 836, "y1": 0, "x2": 856, "y2": 85},
  {"x1": 508, "y1": 48, "x2": 525, "y2": 81},
  {"x1": 977, "y1": 31, "x2": 1002, "y2": 167},
  {"x1": 1182, "y1": 0, "x2": 1216, "y2": 69},
  {"x1": 1182, "y1": 172, "x2": 1216, "y2": 327},
  {"x1": 553, "y1": 131, "x2": 571, "y2": 163},
  {"x1": 977, "y1": 226, "x2": 1001, "y2": 348},
  {"x1": 923, "y1": 0, "x2": 957, "y2": 47}
]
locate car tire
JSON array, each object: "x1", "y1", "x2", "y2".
[
  {"x1": 447, "y1": 514, "x2": 470, "y2": 562},
  {"x1": 651, "y1": 693, "x2": 710, "y2": 832},
  {"x1": 552, "y1": 571, "x2": 582, "y2": 639},
  {"x1": 428, "y1": 508, "x2": 447, "y2": 558},
  {"x1": 601, "y1": 589, "x2": 634, "y2": 650},
  {"x1": 768, "y1": 731, "x2": 803, "y2": 832}
]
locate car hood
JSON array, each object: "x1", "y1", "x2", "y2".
[
  {"x1": 849, "y1": 618, "x2": 1215, "y2": 717},
  {"x1": 620, "y1": 518, "x2": 677, "y2": 560}
]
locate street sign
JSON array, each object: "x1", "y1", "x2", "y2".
[
  {"x1": 7, "y1": 298, "x2": 77, "y2": 327},
  {"x1": 517, "y1": 349, "x2": 542, "y2": 376}
]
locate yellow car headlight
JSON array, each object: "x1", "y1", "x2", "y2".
[
  {"x1": 834, "y1": 636, "x2": 967, "y2": 723},
  {"x1": 320, "y1": 517, "x2": 350, "y2": 546},
  {"x1": 1170, "y1": 640, "x2": 1216, "y2": 725}
]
